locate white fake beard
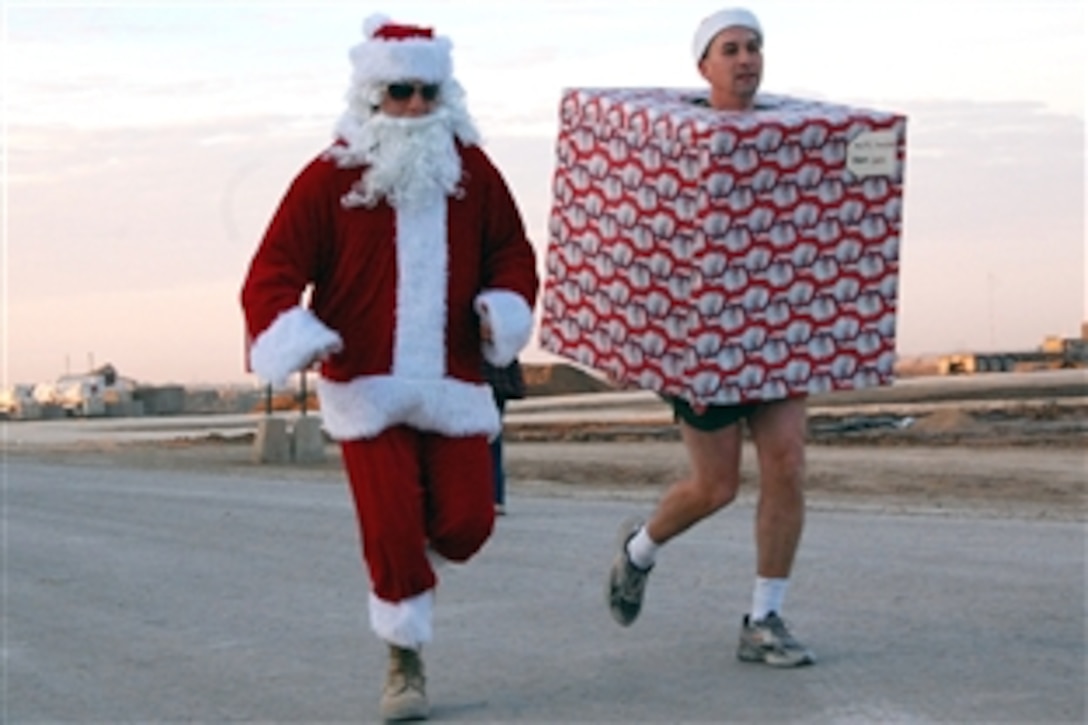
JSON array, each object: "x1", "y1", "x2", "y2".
[{"x1": 341, "y1": 110, "x2": 463, "y2": 210}]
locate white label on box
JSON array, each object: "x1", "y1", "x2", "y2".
[{"x1": 847, "y1": 130, "x2": 897, "y2": 177}]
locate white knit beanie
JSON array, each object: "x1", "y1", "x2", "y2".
[{"x1": 692, "y1": 7, "x2": 763, "y2": 62}]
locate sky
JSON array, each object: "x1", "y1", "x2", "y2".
[{"x1": 3, "y1": 0, "x2": 1085, "y2": 386}]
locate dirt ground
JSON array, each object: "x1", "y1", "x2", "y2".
[{"x1": 9, "y1": 386, "x2": 1084, "y2": 522}]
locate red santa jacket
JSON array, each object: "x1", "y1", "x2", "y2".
[{"x1": 241, "y1": 142, "x2": 538, "y2": 440}]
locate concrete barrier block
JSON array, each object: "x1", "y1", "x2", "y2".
[
  {"x1": 39, "y1": 404, "x2": 66, "y2": 420},
  {"x1": 291, "y1": 416, "x2": 327, "y2": 464},
  {"x1": 134, "y1": 386, "x2": 186, "y2": 415},
  {"x1": 12, "y1": 402, "x2": 42, "y2": 420},
  {"x1": 107, "y1": 400, "x2": 145, "y2": 418},
  {"x1": 253, "y1": 417, "x2": 291, "y2": 464}
]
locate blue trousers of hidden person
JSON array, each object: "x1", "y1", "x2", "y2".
[{"x1": 490, "y1": 397, "x2": 506, "y2": 506}]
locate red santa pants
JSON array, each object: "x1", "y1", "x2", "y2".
[{"x1": 340, "y1": 426, "x2": 494, "y2": 603}]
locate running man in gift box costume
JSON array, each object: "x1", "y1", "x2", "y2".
[
  {"x1": 607, "y1": 7, "x2": 815, "y2": 668},
  {"x1": 241, "y1": 13, "x2": 537, "y2": 720}
]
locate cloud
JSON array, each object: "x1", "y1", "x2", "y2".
[{"x1": 6, "y1": 118, "x2": 328, "y2": 304}]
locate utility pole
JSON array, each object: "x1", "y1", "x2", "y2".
[{"x1": 987, "y1": 273, "x2": 996, "y2": 349}]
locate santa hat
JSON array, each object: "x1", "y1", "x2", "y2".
[
  {"x1": 348, "y1": 13, "x2": 453, "y2": 85},
  {"x1": 692, "y1": 7, "x2": 762, "y2": 62},
  {"x1": 329, "y1": 13, "x2": 480, "y2": 168}
]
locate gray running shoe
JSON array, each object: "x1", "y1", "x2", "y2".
[
  {"x1": 607, "y1": 516, "x2": 653, "y2": 626},
  {"x1": 737, "y1": 612, "x2": 815, "y2": 667}
]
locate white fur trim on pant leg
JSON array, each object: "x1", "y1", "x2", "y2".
[
  {"x1": 369, "y1": 590, "x2": 434, "y2": 649},
  {"x1": 474, "y1": 289, "x2": 533, "y2": 366},
  {"x1": 249, "y1": 307, "x2": 343, "y2": 388}
]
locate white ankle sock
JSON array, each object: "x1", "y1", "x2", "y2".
[
  {"x1": 626, "y1": 525, "x2": 659, "y2": 569},
  {"x1": 751, "y1": 576, "x2": 788, "y2": 621}
]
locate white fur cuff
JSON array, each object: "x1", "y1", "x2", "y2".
[
  {"x1": 474, "y1": 289, "x2": 533, "y2": 366},
  {"x1": 249, "y1": 307, "x2": 343, "y2": 388},
  {"x1": 369, "y1": 590, "x2": 434, "y2": 648}
]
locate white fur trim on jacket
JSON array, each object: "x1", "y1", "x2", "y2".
[
  {"x1": 370, "y1": 589, "x2": 434, "y2": 648},
  {"x1": 317, "y1": 375, "x2": 500, "y2": 441},
  {"x1": 392, "y1": 196, "x2": 446, "y2": 377},
  {"x1": 475, "y1": 289, "x2": 533, "y2": 366},
  {"x1": 249, "y1": 307, "x2": 343, "y2": 388}
]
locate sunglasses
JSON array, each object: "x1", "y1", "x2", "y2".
[{"x1": 386, "y1": 82, "x2": 440, "y2": 102}]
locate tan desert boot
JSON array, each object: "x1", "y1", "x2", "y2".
[{"x1": 380, "y1": 644, "x2": 428, "y2": 721}]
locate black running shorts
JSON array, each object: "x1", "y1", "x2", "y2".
[{"x1": 669, "y1": 397, "x2": 760, "y2": 432}]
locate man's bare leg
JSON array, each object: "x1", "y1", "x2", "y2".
[
  {"x1": 748, "y1": 396, "x2": 807, "y2": 578},
  {"x1": 608, "y1": 419, "x2": 745, "y2": 626},
  {"x1": 735, "y1": 396, "x2": 814, "y2": 666},
  {"x1": 645, "y1": 421, "x2": 745, "y2": 545}
]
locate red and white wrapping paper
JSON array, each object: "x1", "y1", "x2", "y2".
[{"x1": 539, "y1": 88, "x2": 907, "y2": 405}]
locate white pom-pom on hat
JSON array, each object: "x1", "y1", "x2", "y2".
[{"x1": 362, "y1": 13, "x2": 391, "y2": 38}]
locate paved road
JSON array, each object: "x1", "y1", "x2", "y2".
[{"x1": 5, "y1": 458, "x2": 1085, "y2": 723}]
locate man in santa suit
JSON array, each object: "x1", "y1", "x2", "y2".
[{"x1": 240, "y1": 13, "x2": 537, "y2": 721}]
